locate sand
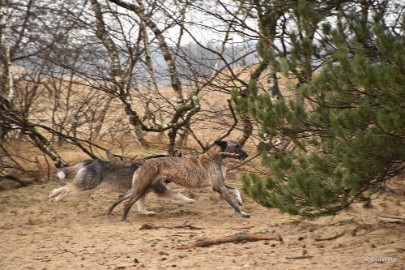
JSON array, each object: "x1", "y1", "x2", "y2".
[{"x1": 0, "y1": 175, "x2": 404, "y2": 270}]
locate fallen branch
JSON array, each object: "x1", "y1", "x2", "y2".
[
  {"x1": 114, "y1": 265, "x2": 138, "y2": 270},
  {"x1": 176, "y1": 233, "x2": 282, "y2": 250},
  {"x1": 314, "y1": 231, "x2": 346, "y2": 242},
  {"x1": 140, "y1": 223, "x2": 202, "y2": 230},
  {"x1": 378, "y1": 216, "x2": 405, "y2": 225},
  {"x1": 379, "y1": 215, "x2": 405, "y2": 220},
  {"x1": 0, "y1": 173, "x2": 30, "y2": 187},
  {"x1": 286, "y1": 255, "x2": 314, "y2": 260}
]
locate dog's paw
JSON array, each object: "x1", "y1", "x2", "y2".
[
  {"x1": 48, "y1": 195, "x2": 62, "y2": 203},
  {"x1": 48, "y1": 190, "x2": 56, "y2": 198},
  {"x1": 240, "y1": 211, "x2": 250, "y2": 218},
  {"x1": 140, "y1": 210, "x2": 156, "y2": 215},
  {"x1": 185, "y1": 198, "x2": 195, "y2": 204},
  {"x1": 48, "y1": 191, "x2": 56, "y2": 202}
]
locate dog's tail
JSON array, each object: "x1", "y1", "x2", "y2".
[
  {"x1": 57, "y1": 170, "x2": 67, "y2": 179},
  {"x1": 56, "y1": 160, "x2": 92, "y2": 180}
]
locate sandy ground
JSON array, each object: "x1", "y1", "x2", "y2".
[{"x1": 0, "y1": 174, "x2": 404, "y2": 270}]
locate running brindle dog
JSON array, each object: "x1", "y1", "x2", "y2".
[{"x1": 109, "y1": 140, "x2": 250, "y2": 221}]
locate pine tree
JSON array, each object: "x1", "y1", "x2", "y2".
[{"x1": 237, "y1": 2, "x2": 405, "y2": 216}]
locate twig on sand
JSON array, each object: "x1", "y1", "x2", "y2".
[
  {"x1": 176, "y1": 233, "x2": 282, "y2": 250},
  {"x1": 286, "y1": 255, "x2": 314, "y2": 260},
  {"x1": 378, "y1": 216, "x2": 405, "y2": 225},
  {"x1": 139, "y1": 223, "x2": 203, "y2": 230},
  {"x1": 56, "y1": 247, "x2": 77, "y2": 257},
  {"x1": 379, "y1": 215, "x2": 405, "y2": 220},
  {"x1": 314, "y1": 231, "x2": 346, "y2": 242}
]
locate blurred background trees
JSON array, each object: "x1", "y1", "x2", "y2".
[{"x1": 1, "y1": 0, "x2": 404, "y2": 216}]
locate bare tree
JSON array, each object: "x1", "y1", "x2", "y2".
[
  {"x1": 0, "y1": 1, "x2": 105, "y2": 178},
  {"x1": 0, "y1": 1, "x2": 69, "y2": 173},
  {"x1": 1, "y1": 0, "x2": 286, "y2": 180}
]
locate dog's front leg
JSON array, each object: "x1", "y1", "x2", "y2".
[
  {"x1": 225, "y1": 184, "x2": 243, "y2": 206},
  {"x1": 214, "y1": 185, "x2": 250, "y2": 218}
]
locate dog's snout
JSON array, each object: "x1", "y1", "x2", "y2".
[{"x1": 239, "y1": 151, "x2": 248, "y2": 160}]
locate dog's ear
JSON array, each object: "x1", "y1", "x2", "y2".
[
  {"x1": 106, "y1": 150, "x2": 123, "y2": 162},
  {"x1": 214, "y1": 140, "x2": 228, "y2": 151},
  {"x1": 106, "y1": 150, "x2": 115, "y2": 161}
]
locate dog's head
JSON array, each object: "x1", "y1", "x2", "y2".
[{"x1": 214, "y1": 140, "x2": 248, "y2": 160}]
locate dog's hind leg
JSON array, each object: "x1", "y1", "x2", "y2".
[
  {"x1": 107, "y1": 191, "x2": 156, "y2": 215},
  {"x1": 153, "y1": 182, "x2": 195, "y2": 204},
  {"x1": 226, "y1": 184, "x2": 243, "y2": 206},
  {"x1": 122, "y1": 193, "x2": 142, "y2": 221},
  {"x1": 107, "y1": 193, "x2": 155, "y2": 215},
  {"x1": 107, "y1": 191, "x2": 131, "y2": 215},
  {"x1": 156, "y1": 189, "x2": 195, "y2": 203},
  {"x1": 122, "y1": 186, "x2": 150, "y2": 221},
  {"x1": 214, "y1": 184, "x2": 250, "y2": 218}
]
